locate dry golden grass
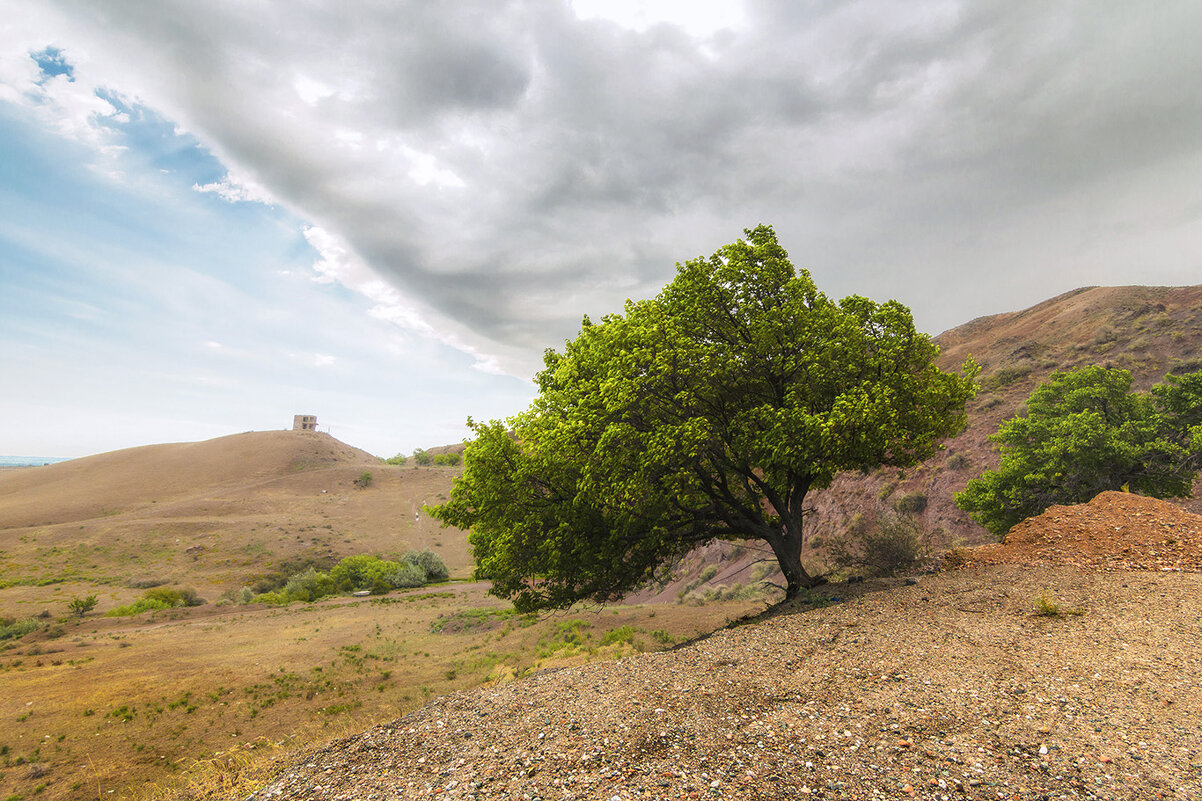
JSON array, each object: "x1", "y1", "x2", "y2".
[
  {"x1": 0, "y1": 432, "x2": 765, "y2": 801},
  {"x1": 0, "y1": 583, "x2": 759, "y2": 801}
]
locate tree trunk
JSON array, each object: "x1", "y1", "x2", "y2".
[{"x1": 766, "y1": 529, "x2": 821, "y2": 600}]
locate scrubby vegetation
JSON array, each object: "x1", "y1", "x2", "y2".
[
  {"x1": 242, "y1": 551, "x2": 450, "y2": 606},
  {"x1": 827, "y1": 514, "x2": 932, "y2": 576},
  {"x1": 106, "y1": 587, "x2": 204, "y2": 616}
]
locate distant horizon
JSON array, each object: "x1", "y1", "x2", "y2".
[{"x1": 0, "y1": 455, "x2": 73, "y2": 467}]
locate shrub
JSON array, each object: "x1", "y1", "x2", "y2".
[
  {"x1": 353, "y1": 471, "x2": 373, "y2": 489},
  {"x1": 403, "y1": 549, "x2": 449, "y2": 582},
  {"x1": 143, "y1": 587, "x2": 204, "y2": 607},
  {"x1": 599, "y1": 625, "x2": 637, "y2": 647},
  {"x1": 412, "y1": 449, "x2": 433, "y2": 466},
  {"x1": 945, "y1": 452, "x2": 970, "y2": 471},
  {"x1": 107, "y1": 587, "x2": 203, "y2": 616},
  {"x1": 283, "y1": 567, "x2": 337, "y2": 602},
  {"x1": 941, "y1": 546, "x2": 971, "y2": 569},
  {"x1": 895, "y1": 491, "x2": 928, "y2": 515},
  {"x1": 978, "y1": 365, "x2": 1033, "y2": 391},
  {"x1": 433, "y1": 452, "x2": 462, "y2": 466},
  {"x1": 67, "y1": 595, "x2": 99, "y2": 618},
  {"x1": 382, "y1": 563, "x2": 426, "y2": 589},
  {"x1": 106, "y1": 598, "x2": 172, "y2": 617},
  {"x1": 0, "y1": 617, "x2": 40, "y2": 641},
  {"x1": 385, "y1": 454, "x2": 408, "y2": 466},
  {"x1": 828, "y1": 514, "x2": 931, "y2": 576}
]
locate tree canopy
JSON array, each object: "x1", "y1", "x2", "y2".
[
  {"x1": 955, "y1": 365, "x2": 1202, "y2": 537},
  {"x1": 431, "y1": 226, "x2": 976, "y2": 610}
]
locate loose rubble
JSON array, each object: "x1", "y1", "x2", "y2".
[{"x1": 252, "y1": 492, "x2": 1202, "y2": 800}]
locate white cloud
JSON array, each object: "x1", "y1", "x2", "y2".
[
  {"x1": 192, "y1": 173, "x2": 275, "y2": 204},
  {"x1": 9, "y1": 0, "x2": 1202, "y2": 373}
]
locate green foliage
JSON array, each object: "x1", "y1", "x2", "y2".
[
  {"x1": 412, "y1": 449, "x2": 433, "y2": 466},
  {"x1": 956, "y1": 366, "x2": 1202, "y2": 537},
  {"x1": 353, "y1": 471, "x2": 373, "y2": 489},
  {"x1": 432, "y1": 452, "x2": 462, "y2": 466},
  {"x1": 106, "y1": 587, "x2": 203, "y2": 616},
  {"x1": 431, "y1": 226, "x2": 976, "y2": 609},
  {"x1": 1034, "y1": 589, "x2": 1082, "y2": 617},
  {"x1": 402, "y1": 549, "x2": 449, "y2": 582},
  {"x1": 894, "y1": 491, "x2": 928, "y2": 515},
  {"x1": 945, "y1": 452, "x2": 970, "y2": 471},
  {"x1": 282, "y1": 567, "x2": 337, "y2": 602},
  {"x1": 978, "y1": 365, "x2": 1032, "y2": 392},
  {"x1": 67, "y1": 595, "x2": 99, "y2": 618},
  {"x1": 0, "y1": 617, "x2": 40, "y2": 640},
  {"x1": 384, "y1": 453, "x2": 408, "y2": 466},
  {"x1": 599, "y1": 625, "x2": 638, "y2": 647},
  {"x1": 105, "y1": 598, "x2": 172, "y2": 617}
]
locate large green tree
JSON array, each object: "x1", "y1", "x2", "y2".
[
  {"x1": 956, "y1": 365, "x2": 1202, "y2": 537},
  {"x1": 432, "y1": 226, "x2": 976, "y2": 610}
]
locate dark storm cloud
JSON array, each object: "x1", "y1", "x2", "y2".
[{"x1": 31, "y1": 0, "x2": 1202, "y2": 372}]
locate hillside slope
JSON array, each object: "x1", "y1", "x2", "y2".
[
  {"x1": 253, "y1": 494, "x2": 1202, "y2": 799},
  {"x1": 803, "y1": 284, "x2": 1202, "y2": 553},
  {"x1": 0, "y1": 430, "x2": 380, "y2": 528},
  {"x1": 0, "y1": 431, "x2": 474, "y2": 604}
]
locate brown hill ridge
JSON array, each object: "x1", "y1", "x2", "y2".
[{"x1": 0, "y1": 430, "x2": 380, "y2": 529}]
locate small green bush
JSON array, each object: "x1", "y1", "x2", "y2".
[
  {"x1": 412, "y1": 449, "x2": 433, "y2": 466},
  {"x1": 0, "y1": 617, "x2": 40, "y2": 640},
  {"x1": 945, "y1": 452, "x2": 970, "y2": 471},
  {"x1": 353, "y1": 471, "x2": 373, "y2": 489},
  {"x1": 599, "y1": 626, "x2": 637, "y2": 647},
  {"x1": 433, "y1": 452, "x2": 462, "y2": 466},
  {"x1": 67, "y1": 595, "x2": 99, "y2": 618},
  {"x1": 403, "y1": 549, "x2": 449, "y2": 582},
  {"x1": 106, "y1": 598, "x2": 172, "y2": 617},
  {"x1": 384, "y1": 454, "x2": 408, "y2": 466},
  {"x1": 895, "y1": 491, "x2": 928, "y2": 515},
  {"x1": 106, "y1": 587, "x2": 203, "y2": 616},
  {"x1": 979, "y1": 365, "x2": 1033, "y2": 391}
]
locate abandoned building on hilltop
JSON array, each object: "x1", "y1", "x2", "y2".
[{"x1": 293, "y1": 414, "x2": 317, "y2": 432}]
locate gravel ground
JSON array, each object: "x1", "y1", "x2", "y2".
[{"x1": 250, "y1": 560, "x2": 1202, "y2": 800}]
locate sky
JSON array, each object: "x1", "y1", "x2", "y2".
[{"x1": 2, "y1": 1, "x2": 1201, "y2": 459}]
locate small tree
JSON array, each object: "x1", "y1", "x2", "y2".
[
  {"x1": 412, "y1": 449, "x2": 433, "y2": 466},
  {"x1": 431, "y1": 226, "x2": 976, "y2": 609},
  {"x1": 353, "y1": 471, "x2": 373, "y2": 489},
  {"x1": 68, "y1": 595, "x2": 99, "y2": 618},
  {"x1": 956, "y1": 366, "x2": 1202, "y2": 537},
  {"x1": 385, "y1": 453, "x2": 408, "y2": 466}
]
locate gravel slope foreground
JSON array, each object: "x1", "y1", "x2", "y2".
[{"x1": 252, "y1": 559, "x2": 1200, "y2": 800}]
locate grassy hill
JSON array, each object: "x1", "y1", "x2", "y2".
[
  {"x1": 0, "y1": 431, "x2": 758, "y2": 801},
  {"x1": 0, "y1": 430, "x2": 475, "y2": 606}
]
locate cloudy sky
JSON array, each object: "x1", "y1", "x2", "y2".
[{"x1": 2, "y1": 1, "x2": 1200, "y2": 458}]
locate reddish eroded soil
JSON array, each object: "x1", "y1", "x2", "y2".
[{"x1": 959, "y1": 491, "x2": 1202, "y2": 574}]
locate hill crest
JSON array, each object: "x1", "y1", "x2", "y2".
[{"x1": 0, "y1": 430, "x2": 380, "y2": 529}]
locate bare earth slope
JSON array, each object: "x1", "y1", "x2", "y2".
[
  {"x1": 253, "y1": 492, "x2": 1202, "y2": 800},
  {"x1": 804, "y1": 284, "x2": 1202, "y2": 553}
]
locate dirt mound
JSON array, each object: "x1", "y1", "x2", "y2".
[{"x1": 960, "y1": 490, "x2": 1202, "y2": 573}]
